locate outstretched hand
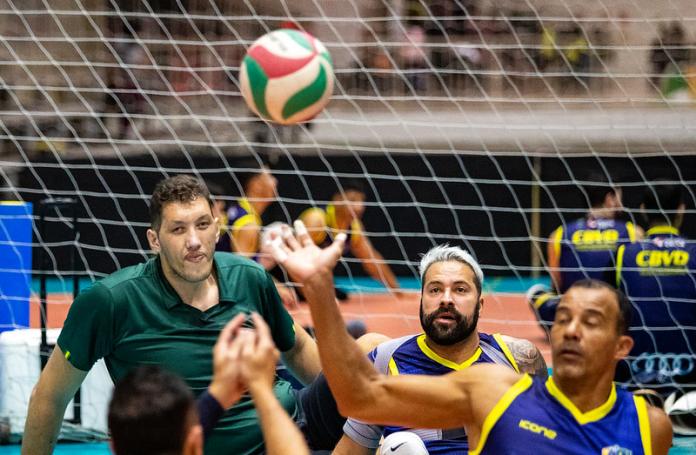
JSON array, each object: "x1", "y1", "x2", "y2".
[{"x1": 265, "y1": 220, "x2": 345, "y2": 284}]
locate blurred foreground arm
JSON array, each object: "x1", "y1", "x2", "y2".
[{"x1": 240, "y1": 313, "x2": 310, "y2": 455}]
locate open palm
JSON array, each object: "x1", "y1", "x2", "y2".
[{"x1": 267, "y1": 221, "x2": 345, "y2": 283}]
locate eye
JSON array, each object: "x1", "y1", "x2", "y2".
[
  {"x1": 198, "y1": 221, "x2": 211, "y2": 229},
  {"x1": 555, "y1": 314, "x2": 569, "y2": 324},
  {"x1": 429, "y1": 287, "x2": 441, "y2": 294},
  {"x1": 172, "y1": 226, "x2": 185, "y2": 234},
  {"x1": 584, "y1": 317, "x2": 600, "y2": 327},
  {"x1": 456, "y1": 286, "x2": 467, "y2": 293}
]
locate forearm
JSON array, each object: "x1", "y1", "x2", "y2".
[
  {"x1": 249, "y1": 383, "x2": 309, "y2": 455},
  {"x1": 282, "y1": 324, "x2": 321, "y2": 385},
  {"x1": 21, "y1": 391, "x2": 69, "y2": 455}
]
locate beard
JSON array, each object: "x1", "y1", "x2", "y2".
[{"x1": 420, "y1": 301, "x2": 480, "y2": 346}]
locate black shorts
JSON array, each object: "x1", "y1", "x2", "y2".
[{"x1": 294, "y1": 372, "x2": 345, "y2": 451}]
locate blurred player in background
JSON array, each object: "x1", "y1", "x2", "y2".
[
  {"x1": 215, "y1": 160, "x2": 277, "y2": 257},
  {"x1": 212, "y1": 164, "x2": 298, "y2": 307},
  {"x1": 269, "y1": 224, "x2": 673, "y2": 455},
  {"x1": 334, "y1": 244, "x2": 547, "y2": 454},
  {"x1": 529, "y1": 173, "x2": 639, "y2": 330},
  {"x1": 299, "y1": 180, "x2": 401, "y2": 299},
  {"x1": 616, "y1": 182, "x2": 696, "y2": 400}
]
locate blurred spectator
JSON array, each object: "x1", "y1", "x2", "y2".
[
  {"x1": 650, "y1": 22, "x2": 690, "y2": 89},
  {"x1": 401, "y1": 25, "x2": 428, "y2": 92}
]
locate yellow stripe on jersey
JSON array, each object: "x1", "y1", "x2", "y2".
[
  {"x1": 646, "y1": 225, "x2": 679, "y2": 237},
  {"x1": 388, "y1": 357, "x2": 399, "y2": 376},
  {"x1": 616, "y1": 244, "x2": 626, "y2": 288},
  {"x1": 633, "y1": 395, "x2": 653, "y2": 455},
  {"x1": 626, "y1": 222, "x2": 637, "y2": 242},
  {"x1": 469, "y1": 374, "x2": 534, "y2": 455},
  {"x1": 552, "y1": 227, "x2": 563, "y2": 260},
  {"x1": 231, "y1": 213, "x2": 259, "y2": 231},
  {"x1": 417, "y1": 334, "x2": 482, "y2": 370},
  {"x1": 492, "y1": 333, "x2": 520, "y2": 373},
  {"x1": 545, "y1": 377, "x2": 617, "y2": 425}
]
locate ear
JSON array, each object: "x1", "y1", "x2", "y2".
[
  {"x1": 147, "y1": 228, "x2": 160, "y2": 253},
  {"x1": 614, "y1": 334, "x2": 634, "y2": 361},
  {"x1": 478, "y1": 295, "x2": 484, "y2": 311},
  {"x1": 182, "y1": 424, "x2": 204, "y2": 455}
]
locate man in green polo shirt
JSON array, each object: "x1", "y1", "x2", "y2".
[{"x1": 22, "y1": 175, "x2": 321, "y2": 455}]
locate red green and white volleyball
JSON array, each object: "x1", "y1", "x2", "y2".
[{"x1": 240, "y1": 29, "x2": 334, "y2": 125}]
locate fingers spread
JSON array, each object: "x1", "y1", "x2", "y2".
[
  {"x1": 294, "y1": 219, "x2": 314, "y2": 247},
  {"x1": 266, "y1": 232, "x2": 290, "y2": 263},
  {"x1": 282, "y1": 224, "x2": 301, "y2": 251}
]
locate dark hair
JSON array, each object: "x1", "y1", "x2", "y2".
[
  {"x1": 582, "y1": 172, "x2": 616, "y2": 208},
  {"x1": 335, "y1": 178, "x2": 366, "y2": 196},
  {"x1": 149, "y1": 175, "x2": 213, "y2": 231},
  {"x1": 567, "y1": 279, "x2": 632, "y2": 335},
  {"x1": 108, "y1": 366, "x2": 195, "y2": 455},
  {"x1": 642, "y1": 182, "x2": 684, "y2": 225}
]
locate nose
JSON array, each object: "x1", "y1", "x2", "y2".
[
  {"x1": 185, "y1": 227, "x2": 202, "y2": 250},
  {"x1": 440, "y1": 287, "x2": 454, "y2": 305},
  {"x1": 563, "y1": 317, "x2": 581, "y2": 340}
]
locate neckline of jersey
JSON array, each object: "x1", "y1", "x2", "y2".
[{"x1": 545, "y1": 376, "x2": 617, "y2": 425}]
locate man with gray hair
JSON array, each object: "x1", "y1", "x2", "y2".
[{"x1": 332, "y1": 244, "x2": 547, "y2": 454}]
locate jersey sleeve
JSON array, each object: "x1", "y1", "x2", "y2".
[
  {"x1": 259, "y1": 270, "x2": 296, "y2": 352},
  {"x1": 56, "y1": 282, "x2": 114, "y2": 371},
  {"x1": 343, "y1": 417, "x2": 383, "y2": 449}
]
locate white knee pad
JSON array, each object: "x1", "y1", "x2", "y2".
[{"x1": 380, "y1": 431, "x2": 429, "y2": 455}]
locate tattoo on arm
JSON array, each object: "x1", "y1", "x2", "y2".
[{"x1": 507, "y1": 339, "x2": 548, "y2": 378}]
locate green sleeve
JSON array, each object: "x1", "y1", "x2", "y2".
[
  {"x1": 57, "y1": 282, "x2": 114, "y2": 371},
  {"x1": 260, "y1": 271, "x2": 296, "y2": 352}
]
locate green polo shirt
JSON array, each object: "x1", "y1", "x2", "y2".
[{"x1": 58, "y1": 252, "x2": 297, "y2": 455}]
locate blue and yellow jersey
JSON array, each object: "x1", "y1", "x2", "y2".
[
  {"x1": 215, "y1": 198, "x2": 261, "y2": 253},
  {"x1": 344, "y1": 332, "x2": 520, "y2": 454},
  {"x1": 299, "y1": 204, "x2": 362, "y2": 254},
  {"x1": 616, "y1": 226, "x2": 696, "y2": 387},
  {"x1": 552, "y1": 217, "x2": 636, "y2": 293},
  {"x1": 473, "y1": 376, "x2": 652, "y2": 455}
]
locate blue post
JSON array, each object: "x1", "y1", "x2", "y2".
[{"x1": 0, "y1": 201, "x2": 33, "y2": 332}]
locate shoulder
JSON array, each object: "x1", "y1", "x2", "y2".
[
  {"x1": 214, "y1": 251, "x2": 266, "y2": 274},
  {"x1": 646, "y1": 403, "x2": 673, "y2": 455},
  {"x1": 98, "y1": 259, "x2": 155, "y2": 291},
  {"x1": 496, "y1": 335, "x2": 547, "y2": 377},
  {"x1": 497, "y1": 334, "x2": 538, "y2": 353}
]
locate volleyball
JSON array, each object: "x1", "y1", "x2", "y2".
[
  {"x1": 379, "y1": 431, "x2": 429, "y2": 455},
  {"x1": 239, "y1": 29, "x2": 334, "y2": 125}
]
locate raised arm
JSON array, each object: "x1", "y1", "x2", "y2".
[
  {"x1": 241, "y1": 314, "x2": 310, "y2": 455},
  {"x1": 268, "y1": 223, "x2": 515, "y2": 430}
]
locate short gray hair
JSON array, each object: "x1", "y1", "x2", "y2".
[{"x1": 419, "y1": 244, "x2": 484, "y2": 293}]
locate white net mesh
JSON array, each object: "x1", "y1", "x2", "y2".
[{"x1": 0, "y1": 0, "x2": 695, "y2": 438}]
